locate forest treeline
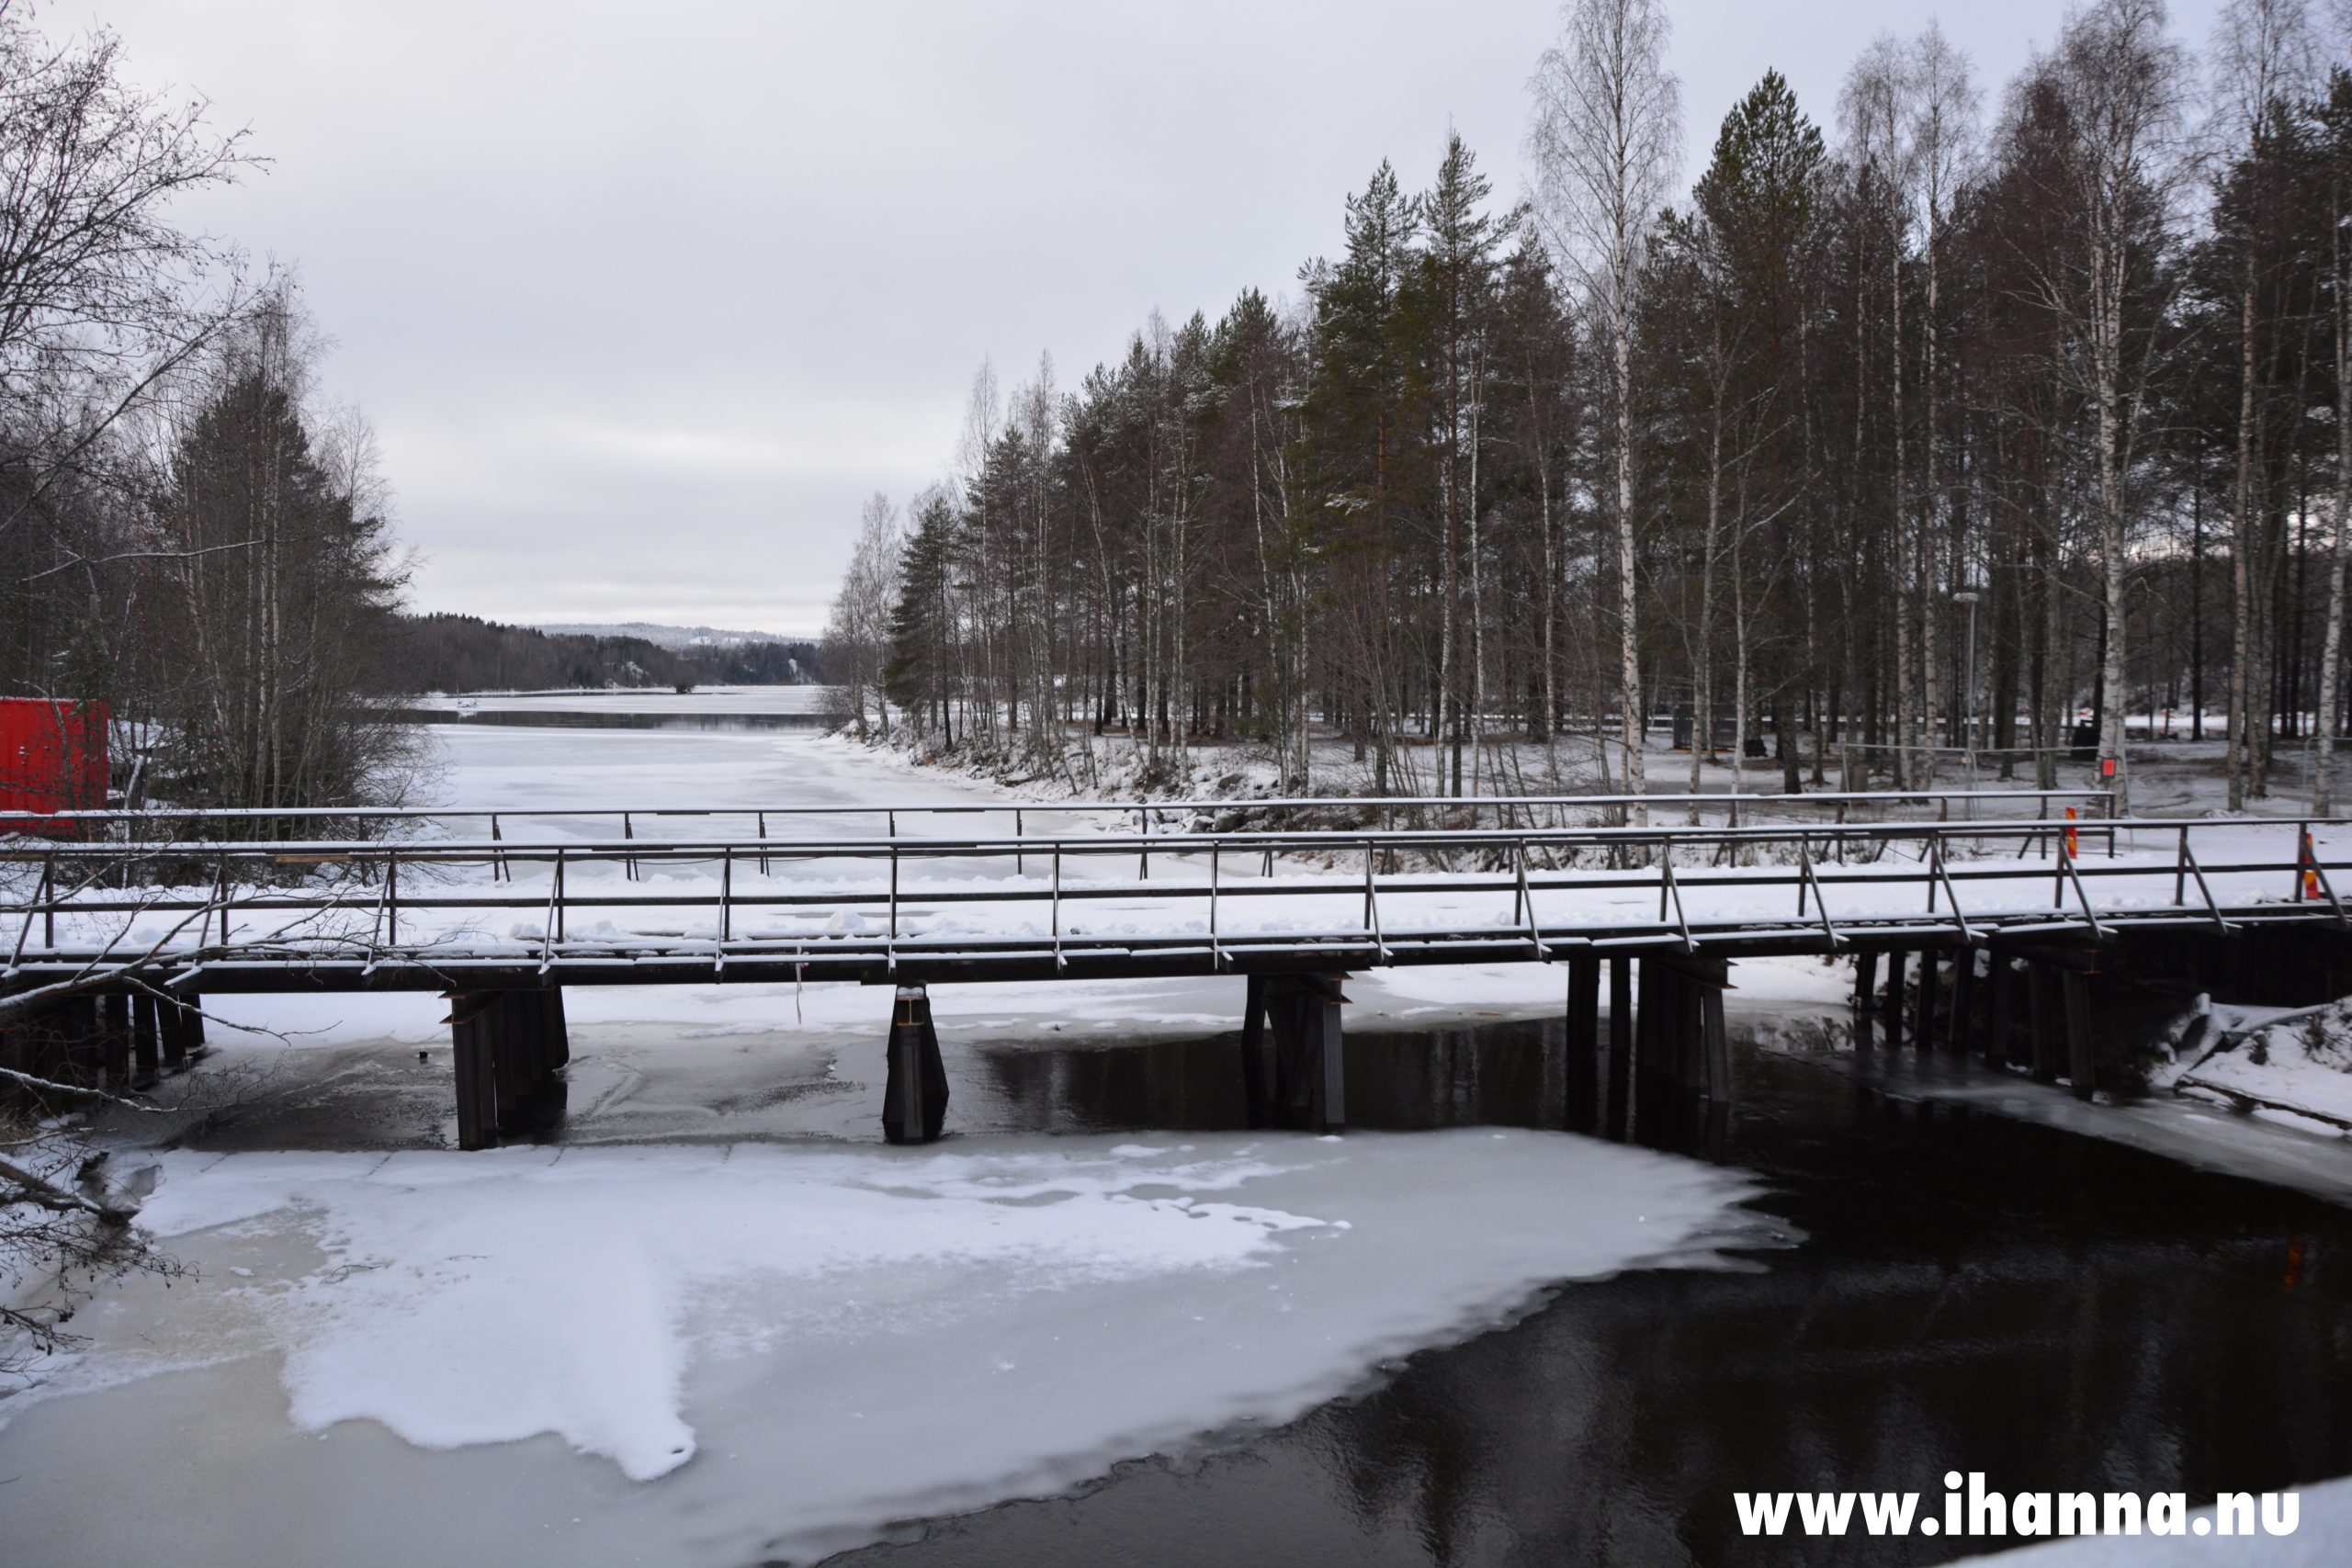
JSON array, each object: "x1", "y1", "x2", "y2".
[
  {"x1": 0, "y1": 6, "x2": 419, "y2": 815},
  {"x1": 826, "y1": 0, "x2": 2352, "y2": 815},
  {"x1": 0, "y1": 7, "x2": 830, "y2": 818},
  {"x1": 388, "y1": 615, "x2": 818, "y2": 694}
]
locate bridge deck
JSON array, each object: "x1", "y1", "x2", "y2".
[{"x1": 5, "y1": 813, "x2": 2345, "y2": 995}]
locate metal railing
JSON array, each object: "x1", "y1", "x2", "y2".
[
  {"x1": 3, "y1": 814, "x2": 2335, "y2": 990},
  {"x1": 6, "y1": 786, "x2": 2117, "y2": 852}
]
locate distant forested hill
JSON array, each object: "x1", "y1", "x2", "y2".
[{"x1": 380, "y1": 615, "x2": 821, "y2": 694}]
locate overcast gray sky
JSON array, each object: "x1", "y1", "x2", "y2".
[{"x1": 62, "y1": 0, "x2": 2226, "y2": 636}]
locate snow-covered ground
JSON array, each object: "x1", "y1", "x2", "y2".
[
  {"x1": 2162, "y1": 999, "x2": 2352, "y2": 1130},
  {"x1": 849, "y1": 706, "x2": 2344, "y2": 821}
]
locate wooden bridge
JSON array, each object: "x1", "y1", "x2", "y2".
[{"x1": 5, "y1": 792, "x2": 2346, "y2": 1151}]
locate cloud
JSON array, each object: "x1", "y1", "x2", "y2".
[{"x1": 57, "y1": 0, "x2": 2223, "y2": 626}]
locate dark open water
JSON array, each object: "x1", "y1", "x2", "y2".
[{"x1": 820, "y1": 1021, "x2": 2352, "y2": 1567}]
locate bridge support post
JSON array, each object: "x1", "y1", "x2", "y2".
[
  {"x1": 1984, "y1": 958, "x2": 2011, "y2": 1071},
  {"x1": 1634, "y1": 958, "x2": 1668, "y2": 1096},
  {"x1": 1852, "y1": 951, "x2": 1879, "y2": 1048},
  {"x1": 1566, "y1": 956, "x2": 1600, "y2": 1129},
  {"x1": 449, "y1": 994, "x2": 502, "y2": 1151},
  {"x1": 59, "y1": 996, "x2": 99, "y2": 1082},
  {"x1": 1882, "y1": 951, "x2": 1907, "y2": 1048},
  {"x1": 1916, "y1": 951, "x2": 1939, "y2": 1055},
  {"x1": 1566, "y1": 956, "x2": 1600, "y2": 1056},
  {"x1": 161, "y1": 993, "x2": 206, "y2": 1070},
  {"x1": 6, "y1": 1008, "x2": 47, "y2": 1087},
  {"x1": 1248, "y1": 975, "x2": 1347, "y2": 1134},
  {"x1": 1645, "y1": 956, "x2": 1729, "y2": 1100},
  {"x1": 131, "y1": 992, "x2": 160, "y2": 1087},
  {"x1": 1315, "y1": 981, "x2": 1346, "y2": 1134},
  {"x1": 1946, "y1": 953, "x2": 1975, "y2": 1055},
  {"x1": 99, "y1": 991, "x2": 130, "y2": 1089},
  {"x1": 447, "y1": 988, "x2": 571, "y2": 1151},
  {"x1": 2063, "y1": 971, "x2": 2096, "y2": 1101},
  {"x1": 1606, "y1": 957, "x2": 1634, "y2": 1135},
  {"x1": 1240, "y1": 975, "x2": 1273, "y2": 1128},
  {"x1": 883, "y1": 984, "x2": 949, "y2": 1145},
  {"x1": 2027, "y1": 962, "x2": 2060, "y2": 1084},
  {"x1": 1690, "y1": 959, "x2": 1731, "y2": 1100}
]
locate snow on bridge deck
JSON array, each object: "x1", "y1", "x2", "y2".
[{"x1": 3, "y1": 803, "x2": 2345, "y2": 994}]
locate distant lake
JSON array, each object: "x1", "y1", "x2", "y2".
[{"x1": 390, "y1": 684, "x2": 840, "y2": 729}]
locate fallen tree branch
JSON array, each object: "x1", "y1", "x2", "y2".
[
  {"x1": 0, "y1": 1064, "x2": 169, "y2": 1111},
  {"x1": 0, "y1": 1151, "x2": 132, "y2": 1224}
]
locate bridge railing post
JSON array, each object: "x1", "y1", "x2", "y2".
[{"x1": 1209, "y1": 844, "x2": 1222, "y2": 970}]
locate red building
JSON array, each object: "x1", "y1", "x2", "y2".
[{"x1": 0, "y1": 697, "x2": 109, "y2": 835}]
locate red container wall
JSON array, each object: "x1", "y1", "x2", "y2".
[{"x1": 0, "y1": 698, "x2": 109, "y2": 832}]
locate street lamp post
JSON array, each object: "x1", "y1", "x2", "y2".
[{"x1": 1954, "y1": 590, "x2": 1982, "y2": 776}]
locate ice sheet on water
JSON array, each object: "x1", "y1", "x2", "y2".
[{"x1": 53, "y1": 1130, "x2": 1768, "y2": 1562}]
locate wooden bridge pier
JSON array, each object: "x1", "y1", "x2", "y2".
[
  {"x1": 160, "y1": 992, "x2": 206, "y2": 1071},
  {"x1": 1564, "y1": 956, "x2": 1600, "y2": 1131},
  {"x1": 1605, "y1": 956, "x2": 1634, "y2": 1136},
  {"x1": 883, "y1": 984, "x2": 950, "y2": 1145},
  {"x1": 99, "y1": 991, "x2": 130, "y2": 1089},
  {"x1": 447, "y1": 987, "x2": 571, "y2": 1151},
  {"x1": 1944, "y1": 953, "x2": 1975, "y2": 1055},
  {"x1": 1851, "y1": 951, "x2": 1879, "y2": 1047},
  {"x1": 1883, "y1": 950, "x2": 1908, "y2": 1047},
  {"x1": 1239, "y1": 973, "x2": 1348, "y2": 1134},
  {"x1": 2062, "y1": 967, "x2": 2096, "y2": 1100},
  {"x1": 1634, "y1": 956, "x2": 1730, "y2": 1099},
  {"x1": 1984, "y1": 956, "x2": 2014, "y2": 1070},
  {"x1": 1860, "y1": 941, "x2": 2112, "y2": 1099},
  {"x1": 130, "y1": 993, "x2": 159, "y2": 1087},
  {"x1": 0, "y1": 988, "x2": 207, "y2": 1111}
]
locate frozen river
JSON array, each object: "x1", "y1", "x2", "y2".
[{"x1": 3, "y1": 710, "x2": 2349, "y2": 1566}]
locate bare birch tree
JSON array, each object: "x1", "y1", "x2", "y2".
[
  {"x1": 1528, "y1": 0, "x2": 1682, "y2": 815},
  {"x1": 1842, "y1": 39, "x2": 1920, "y2": 785},
  {"x1": 822, "y1": 492, "x2": 902, "y2": 737},
  {"x1": 2056, "y1": 0, "x2": 2188, "y2": 816},
  {"x1": 2211, "y1": 0, "x2": 2310, "y2": 807},
  {"x1": 1910, "y1": 24, "x2": 1981, "y2": 761},
  {"x1": 2320, "y1": 8, "x2": 2352, "y2": 810}
]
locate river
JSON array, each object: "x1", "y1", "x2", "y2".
[{"x1": 1, "y1": 697, "x2": 2346, "y2": 1567}]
